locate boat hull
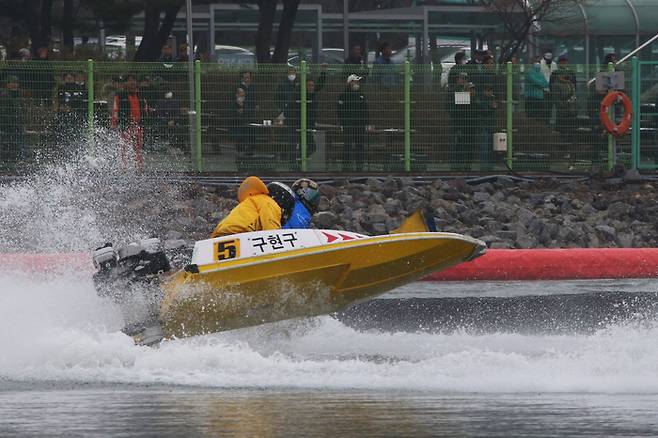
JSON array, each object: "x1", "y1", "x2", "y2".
[{"x1": 158, "y1": 232, "x2": 485, "y2": 339}]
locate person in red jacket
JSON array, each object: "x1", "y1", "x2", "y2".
[{"x1": 112, "y1": 74, "x2": 148, "y2": 169}]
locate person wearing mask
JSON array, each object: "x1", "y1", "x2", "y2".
[
  {"x1": 447, "y1": 51, "x2": 473, "y2": 171},
  {"x1": 343, "y1": 44, "x2": 369, "y2": 81},
  {"x1": 540, "y1": 50, "x2": 558, "y2": 126},
  {"x1": 112, "y1": 74, "x2": 148, "y2": 169},
  {"x1": 211, "y1": 176, "x2": 290, "y2": 238},
  {"x1": 524, "y1": 57, "x2": 550, "y2": 123},
  {"x1": 337, "y1": 74, "x2": 371, "y2": 172},
  {"x1": 54, "y1": 72, "x2": 88, "y2": 146},
  {"x1": 276, "y1": 66, "x2": 301, "y2": 169},
  {"x1": 155, "y1": 85, "x2": 182, "y2": 149},
  {"x1": 0, "y1": 75, "x2": 25, "y2": 169}
]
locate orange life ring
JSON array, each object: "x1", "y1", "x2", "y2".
[{"x1": 599, "y1": 91, "x2": 633, "y2": 137}]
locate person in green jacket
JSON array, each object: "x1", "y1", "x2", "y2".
[{"x1": 524, "y1": 58, "x2": 550, "y2": 123}]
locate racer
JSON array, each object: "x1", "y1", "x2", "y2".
[
  {"x1": 211, "y1": 176, "x2": 291, "y2": 238},
  {"x1": 284, "y1": 178, "x2": 320, "y2": 229}
]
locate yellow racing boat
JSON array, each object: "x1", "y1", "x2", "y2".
[
  {"x1": 157, "y1": 228, "x2": 485, "y2": 340},
  {"x1": 92, "y1": 212, "x2": 485, "y2": 345}
]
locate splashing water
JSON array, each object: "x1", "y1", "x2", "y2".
[
  {"x1": 1, "y1": 271, "x2": 658, "y2": 393},
  {"x1": 0, "y1": 128, "x2": 184, "y2": 252}
]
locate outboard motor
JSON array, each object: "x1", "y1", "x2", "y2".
[{"x1": 92, "y1": 238, "x2": 171, "y2": 302}]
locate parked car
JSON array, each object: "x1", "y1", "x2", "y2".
[{"x1": 215, "y1": 45, "x2": 256, "y2": 66}]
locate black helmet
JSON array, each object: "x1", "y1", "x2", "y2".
[
  {"x1": 291, "y1": 178, "x2": 320, "y2": 213},
  {"x1": 267, "y1": 182, "x2": 296, "y2": 223}
]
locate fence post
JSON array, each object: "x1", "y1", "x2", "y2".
[
  {"x1": 506, "y1": 61, "x2": 513, "y2": 169},
  {"x1": 607, "y1": 62, "x2": 615, "y2": 171},
  {"x1": 86, "y1": 59, "x2": 94, "y2": 141},
  {"x1": 194, "y1": 60, "x2": 202, "y2": 172},
  {"x1": 404, "y1": 61, "x2": 411, "y2": 172},
  {"x1": 300, "y1": 60, "x2": 308, "y2": 172},
  {"x1": 631, "y1": 56, "x2": 640, "y2": 169}
]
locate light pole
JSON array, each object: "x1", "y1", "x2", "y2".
[{"x1": 186, "y1": 0, "x2": 196, "y2": 166}]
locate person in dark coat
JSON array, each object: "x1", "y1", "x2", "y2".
[
  {"x1": 337, "y1": 74, "x2": 370, "y2": 171},
  {"x1": 343, "y1": 44, "x2": 369, "y2": 81},
  {"x1": 476, "y1": 55, "x2": 498, "y2": 171},
  {"x1": 447, "y1": 51, "x2": 474, "y2": 171},
  {"x1": 54, "y1": 72, "x2": 88, "y2": 147},
  {"x1": 30, "y1": 46, "x2": 55, "y2": 106},
  {"x1": 0, "y1": 75, "x2": 26, "y2": 169},
  {"x1": 298, "y1": 67, "x2": 326, "y2": 157},
  {"x1": 552, "y1": 55, "x2": 577, "y2": 140},
  {"x1": 276, "y1": 66, "x2": 301, "y2": 169}
]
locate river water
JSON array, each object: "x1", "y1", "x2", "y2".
[
  {"x1": 1, "y1": 272, "x2": 657, "y2": 437},
  {"x1": 1, "y1": 144, "x2": 657, "y2": 436}
]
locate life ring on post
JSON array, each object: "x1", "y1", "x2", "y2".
[{"x1": 599, "y1": 91, "x2": 633, "y2": 137}]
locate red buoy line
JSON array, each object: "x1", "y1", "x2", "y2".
[{"x1": 2, "y1": 248, "x2": 658, "y2": 281}]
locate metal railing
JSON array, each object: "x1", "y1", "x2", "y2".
[{"x1": 0, "y1": 59, "x2": 652, "y2": 174}]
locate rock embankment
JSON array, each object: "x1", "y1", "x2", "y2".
[{"x1": 160, "y1": 174, "x2": 658, "y2": 250}]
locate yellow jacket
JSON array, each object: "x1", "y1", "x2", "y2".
[{"x1": 211, "y1": 177, "x2": 282, "y2": 237}]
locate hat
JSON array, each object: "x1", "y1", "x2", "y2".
[
  {"x1": 558, "y1": 55, "x2": 568, "y2": 62},
  {"x1": 4, "y1": 75, "x2": 19, "y2": 84},
  {"x1": 346, "y1": 74, "x2": 362, "y2": 84}
]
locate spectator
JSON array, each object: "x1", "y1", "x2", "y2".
[
  {"x1": 233, "y1": 86, "x2": 257, "y2": 166},
  {"x1": 476, "y1": 55, "x2": 498, "y2": 171},
  {"x1": 552, "y1": 55, "x2": 577, "y2": 138},
  {"x1": 447, "y1": 51, "x2": 473, "y2": 171},
  {"x1": 238, "y1": 71, "x2": 257, "y2": 124},
  {"x1": 276, "y1": 66, "x2": 300, "y2": 169},
  {"x1": 540, "y1": 49, "x2": 558, "y2": 125},
  {"x1": 337, "y1": 74, "x2": 370, "y2": 171},
  {"x1": 0, "y1": 75, "x2": 25, "y2": 169},
  {"x1": 343, "y1": 44, "x2": 369, "y2": 81},
  {"x1": 31, "y1": 46, "x2": 55, "y2": 106},
  {"x1": 111, "y1": 74, "x2": 148, "y2": 169},
  {"x1": 2, "y1": 49, "x2": 31, "y2": 91},
  {"x1": 158, "y1": 45, "x2": 175, "y2": 63},
  {"x1": 372, "y1": 42, "x2": 398, "y2": 86},
  {"x1": 524, "y1": 57, "x2": 550, "y2": 123},
  {"x1": 154, "y1": 86, "x2": 183, "y2": 149},
  {"x1": 602, "y1": 53, "x2": 617, "y2": 69},
  {"x1": 101, "y1": 75, "x2": 122, "y2": 122},
  {"x1": 177, "y1": 43, "x2": 189, "y2": 62},
  {"x1": 467, "y1": 49, "x2": 484, "y2": 66},
  {"x1": 54, "y1": 72, "x2": 88, "y2": 145},
  {"x1": 302, "y1": 66, "x2": 327, "y2": 156}
]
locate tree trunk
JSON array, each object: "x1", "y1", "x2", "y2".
[
  {"x1": 255, "y1": 0, "x2": 277, "y2": 63},
  {"x1": 24, "y1": 0, "x2": 42, "y2": 55},
  {"x1": 62, "y1": 0, "x2": 75, "y2": 50},
  {"x1": 153, "y1": 5, "x2": 181, "y2": 58},
  {"x1": 272, "y1": 0, "x2": 300, "y2": 64},
  {"x1": 39, "y1": 0, "x2": 53, "y2": 49}
]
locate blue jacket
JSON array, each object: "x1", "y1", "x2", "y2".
[
  {"x1": 525, "y1": 65, "x2": 549, "y2": 100},
  {"x1": 283, "y1": 199, "x2": 312, "y2": 229}
]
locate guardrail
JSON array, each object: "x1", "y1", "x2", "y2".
[{"x1": 0, "y1": 59, "x2": 652, "y2": 174}]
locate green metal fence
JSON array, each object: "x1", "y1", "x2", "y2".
[{"x1": 0, "y1": 59, "x2": 651, "y2": 174}]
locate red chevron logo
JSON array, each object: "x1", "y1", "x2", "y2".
[{"x1": 322, "y1": 232, "x2": 338, "y2": 243}]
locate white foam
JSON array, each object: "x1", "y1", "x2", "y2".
[{"x1": 1, "y1": 272, "x2": 657, "y2": 394}]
